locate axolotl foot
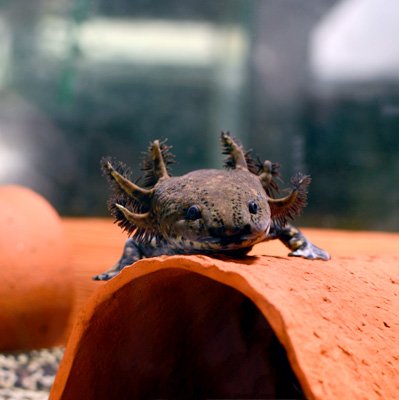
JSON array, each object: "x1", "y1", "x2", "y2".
[
  {"x1": 92, "y1": 237, "x2": 175, "y2": 281},
  {"x1": 92, "y1": 238, "x2": 142, "y2": 281},
  {"x1": 288, "y1": 241, "x2": 330, "y2": 260},
  {"x1": 93, "y1": 271, "x2": 120, "y2": 281},
  {"x1": 269, "y1": 223, "x2": 331, "y2": 261}
]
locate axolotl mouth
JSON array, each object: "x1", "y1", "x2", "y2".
[{"x1": 168, "y1": 226, "x2": 269, "y2": 254}]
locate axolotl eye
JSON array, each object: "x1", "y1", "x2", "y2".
[
  {"x1": 186, "y1": 205, "x2": 202, "y2": 220},
  {"x1": 248, "y1": 200, "x2": 258, "y2": 214}
]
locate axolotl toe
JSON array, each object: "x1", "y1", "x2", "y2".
[{"x1": 94, "y1": 133, "x2": 330, "y2": 281}]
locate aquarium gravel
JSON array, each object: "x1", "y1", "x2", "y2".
[{"x1": 0, "y1": 347, "x2": 64, "y2": 399}]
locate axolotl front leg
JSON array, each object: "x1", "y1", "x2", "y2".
[
  {"x1": 93, "y1": 239, "x2": 175, "y2": 281},
  {"x1": 92, "y1": 239, "x2": 140, "y2": 281},
  {"x1": 267, "y1": 223, "x2": 330, "y2": 260}
]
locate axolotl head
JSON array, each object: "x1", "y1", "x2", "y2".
[
  {"x1": 103, "y1": 133, "x2": 310, "y2": 254},
  {"x1": 152, "y1": 169, "x2": 270, "y2": 252}
]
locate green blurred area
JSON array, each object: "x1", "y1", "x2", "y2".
[{"x1": 0, "y1": 0, "x2": 398, "y2": 231}]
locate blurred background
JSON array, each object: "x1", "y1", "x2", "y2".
[{"x1": 0, "y1": 0, "x2": 398, "y2": 231}]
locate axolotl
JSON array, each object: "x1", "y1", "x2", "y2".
[{"x1": 94, "y1": 133, "x2": 330, "y2": 280}]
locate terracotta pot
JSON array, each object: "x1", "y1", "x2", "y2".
[
  {"x1": 62, "y1": 219, "x2": 399, "y2": 322},
  {"x1": 0, "y1": 185, "x2": 74, "y2": 351},
  {"x1": 50, "y1": 253, "x2": 398, "y2": 399}
]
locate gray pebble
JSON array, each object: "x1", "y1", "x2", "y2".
[{"x1": 0, "y1": 347, "x2": 64, "y2": 396}]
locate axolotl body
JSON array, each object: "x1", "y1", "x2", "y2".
[{"x1": 94, "y1": 133, "x2": 329, "y2": 280}]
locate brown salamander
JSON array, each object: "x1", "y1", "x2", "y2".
[{"x1": 94, "y1": 132, "x2": 329, "y2": 280}]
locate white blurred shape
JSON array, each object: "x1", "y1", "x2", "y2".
[
  {"x1": 311, "y1": 0, "x2": 399, "y2": 82},
  {"x1": 0, "y1": 140, "x2": 26, "y2": 181},
  {"x1": 38, "y1": 17, "x2": 247, "y2": 67}
]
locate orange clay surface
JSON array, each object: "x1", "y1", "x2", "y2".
[
  {"x1": 0, "y1": 186, "x2": 73, "y2": 351},
  {"x1": 51, "y1": 218, "x2": 399, "y2": 399},
  {"x1": 63, "y1": 218, "x2": 398, "y2": 318}
]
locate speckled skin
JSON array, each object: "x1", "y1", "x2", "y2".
[
  {"x1": 94, "y1": 134, "x2": 330, "y2": 281},
  {"x1": 153, "y1": 169, "x2": 270, "y2": 252}
]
